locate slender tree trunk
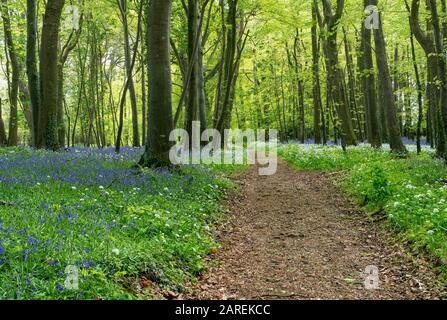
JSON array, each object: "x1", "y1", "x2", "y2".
[
  {"x1": 198, "y1": 30, "x2": 207, "y2": 131},
  {"x1": 185, "y1": 0, "x2": 200, "y2": 144},
  {"x1": 371, "y1": 0, "x2": 407, "y2": 154},
  {"x1": 141, "y1": 56, "x2": 147, "y2": 147},
  {"x1": 321, "y1": 0, "x2": 357, "y2": 147},
  {"x1": 312, "y1": 2, "x2": 322, "y2": 144},
  {"x1": 407, "y1": 0, "x2": 441, "y2": 150},
  {"x1": 428, "y1": 0, "x2": 447, "y2": 159},
  {"x1": 360, "y1": 0, "x2": 381, "y2": 148},
  {"x1": 118, "y1": 0, "x2": 140, "y2": 147},
  {"x1": 0, "y1": 99, "x2": 6, "y2": 145},
  {"x1": 213, "y1": 3, "x2": 226, "y2": 129},
  {"x1": 57, "y1": 67, "x2": 66, "y2": 147},
  {"x1": 1, "y1": 0, "x2": 20, "y2": 146},
  {"x1": 26, "y1": 0, "x2": 40, "y2": 147},
  {"x1": 409, "y1": 21, "x2": 423, "y2": 154},
  {"x1": 56, "y1": 12, "x2": 83, "y2": 148},
  {"x1": 116, "y1": 1, "x2": 143, "y2": 152},
  {"x1": 393, "y1": 47, "x2": 403, "y2": 135},
  {"x1": 344, "y1": 28, "x2": 364, "y2": 142},
  {"x1": 216, "y1": 0, "x2": 238, "y2": 135}
]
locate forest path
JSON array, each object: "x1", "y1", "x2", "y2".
[{"x1": 189, "y1": 160, "x2": 444, "y2": 300}]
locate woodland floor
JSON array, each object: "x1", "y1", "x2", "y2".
[{"x1": 186, "y1": 160, "x2": 445, "y2": 300}]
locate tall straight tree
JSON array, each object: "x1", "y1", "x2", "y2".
[
  {"x1": 57, "y1": 6, "x2": 83, "y2": 148},
  {"x1": 370, "y1": 0, "x2": 407, "y2": 154},
  {"x1": 360, "y1": 0, "x2": 381, "y2": 148},
  {"x1": 311, "y1": 2, "x2": 322, "y2": 144},
  {"x1": 185, "y1": 0, "x2": 200, "y2": 142},
  {"x1": 0, "y1": 99, "x2": 6, "y2": 145},
  {"x1": 343, "y1": 28, "x2": 363, "y2": 141},
  {"x1": 115, "y1": 1, "x2": 143, "y2": 152},
  {"x1": 409, "y1": 22, "x2": 424, "y2": 154},
  {"x1": 26, "y1": 0, "x2": 40, "y2": 147},
  {"x1": 216, "y1": 0, "x2": 238, "y2": 136},
  {"x1": 140, "y1": 0, "x2": 174, "y2": 167},
  {"x1": 407, "y1": 0, "x2": 441, "y2": 151},
  {"x1": 321, "y1": 0, "x2": 357, "y2": 147},
  {"x1": 37, "y1": 0, "x2": 65, "y2": 150},
  {"x1": 117, "y1": 0, "x2": 140, "y2": 148},
  {"x1": 428, "y1": 0, "x2": 447, "y2": 159},
  {"x1": 1, "y1": 0, "x2": 20, "y2": 146}
]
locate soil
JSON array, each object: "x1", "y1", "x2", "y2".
[{"x1": 186, "y1": 160, "x2": 445, "y2": 300}]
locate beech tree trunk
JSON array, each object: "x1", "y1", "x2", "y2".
[
  {"x1": 321, "y1": 0, "x2": 357, "y2": 147},
  {"x1": 371, "y1": 0, "x2": 407, "y2": 154},
  {"x1": 0, "y1": 99, "x2": 6, "y2": 145},
  {"x1": 26, "y1": 0, "x2": 40, "y2": 147},
  {"x1": 37, "y1": 0, "x2": 65, "y2": 150},
  {"x1": 216, "y1": 0, "x2": 238, "y2": 135},
  {"x1": 312, "y1": 2, "x2": 322, "y2": 144},
  {"x1": 1, "y1": 0, "x2": 20, "y2": 146},
  {"x1": 118, "y1": 0, "x2": 140, "y2": 148},
  {"x1": 428, "y1": 0, "x2": 447, "y2": 159},
  {"x1": 360, "y1": 0, "x2": 381, "y2": 148},
  {"x1": 408, "y1": 0, "x2": 445, "y2": 155},
  {"x1": 185, "y1": 0, "x2": 200, "y2": 143},
  {"x1": 408, "y1": 18, "x2": 423, "y2": 154},
  {"x1": 140, "y1": 0, "x2": 174, "y2": 167}
]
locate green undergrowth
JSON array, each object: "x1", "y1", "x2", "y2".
[{"x1": 0, "y1": 147, "x2": 247, "y2": 300}]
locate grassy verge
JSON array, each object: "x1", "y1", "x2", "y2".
[
  {"x1": 279, "y1": 144, "x2": 447, "y2": 271},
  {"x1": 0, "y1": 147, "x2": 245, "y2": 300}
]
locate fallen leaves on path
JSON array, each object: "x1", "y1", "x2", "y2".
[{"x1": 188, "y1": 161, "x2": 445, "y2": 300}]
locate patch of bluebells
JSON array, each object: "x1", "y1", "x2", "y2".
[
  {"x1": 0, "y1": 147, "x2": 179, "y2": 191},
  {"x1": 0, "y1": 147, "x2": 230, "y2": 299}
]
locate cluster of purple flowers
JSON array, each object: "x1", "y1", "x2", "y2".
[
  {"x1": 0, "y1": 147, "x2": 221, "y2": 299},
  {"x1": 0, "y1": 147, "x2": 167, "y2": 190}
]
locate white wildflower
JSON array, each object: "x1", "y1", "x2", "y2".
[{"x1": 111, "y1": 248, "x2": 120, "y2": 255}]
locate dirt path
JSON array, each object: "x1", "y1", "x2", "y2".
[{"x1": 190, "y1": 160, "x2": 444, "y2": 300}]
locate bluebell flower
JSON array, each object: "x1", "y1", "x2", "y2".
[
  {"x1": 27, "y1": 236, "x2": 40, "y2": 245},
  {"x1": 20, "y1": 250, "x2": 30, "y2": 256}
]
